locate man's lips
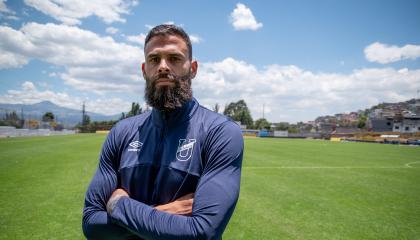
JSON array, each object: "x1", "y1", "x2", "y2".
[{"x1": 155, "y1": 78, "x2": 175, "y2": 86}]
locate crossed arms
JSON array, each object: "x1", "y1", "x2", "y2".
[{"x1": 82, "y1": 121, "x2": 243, "y2": 240}]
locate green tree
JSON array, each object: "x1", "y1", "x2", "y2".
[
  {"x1": 1, "y1": 111, "x2": 22, "y2": 128},
  {"x1": 42, "y1": 112, "x2": 55, "y2": 122},
  {"x1": 223, "y1": 100, "x2": 253, "y2": 128},
  {"x1": 82, "y1": 114, "x2": 90, "y2": 126},
  {"x1": 126, "y1": 102, "x2": 142, "y2": 118},
  {"x1": 254, "y1": 118, "x2": 271, "y2": 130},
  {"x1": 5, "y1": 111, "x2": 20, "y2": 121},
  {"x1": 357, "y1": 114, "x2": 367, "y2": 129},
  {"x1": 212, "y1": 103, "x2": 220, "y2": 113},
  {"x1": 120, "y1": 112, "x2": 126, "y2": 120},
  {"x1": 288, "y1": 124, "x2": 299, "y2": 133},
  {"x1": 275, "y1": 122, "x2": 289, "y2": 131}
]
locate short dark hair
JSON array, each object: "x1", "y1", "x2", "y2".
[{"x1": 144, "y1": 24, "x2": 193, "y2": 61}]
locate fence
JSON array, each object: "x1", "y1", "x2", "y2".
[{"x1": 0, "y1": 126, "x2": 76, "y2": 137}]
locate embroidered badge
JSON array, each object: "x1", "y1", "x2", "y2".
[{"x1": 176, "y1": 139, "x2": 196, "y2": 161}]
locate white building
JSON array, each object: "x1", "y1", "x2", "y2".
[{"x1": 393, "y1": 116, "x2": 420, "y2": 133}]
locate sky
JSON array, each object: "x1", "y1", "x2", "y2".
[{"x1": 0, "y1": 0, "x2": 420, "y2": 123}]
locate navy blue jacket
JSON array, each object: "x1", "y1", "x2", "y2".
[{"x1": 82, "y1": 98, "x2": 244, "y2": 240}]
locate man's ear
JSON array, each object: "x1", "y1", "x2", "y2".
[
  {"x1": 190, "y1": 60, "x2": 198, "y2": 79},
  {"x1": 141, "y1": 62, "x2": 146, "y2": 80}
]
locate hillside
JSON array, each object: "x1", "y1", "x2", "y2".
[{"x1": 0, "y1": 101, "x2": 120, "y2": 126}]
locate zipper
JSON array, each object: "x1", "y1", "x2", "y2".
[{"x1": 151, "y1": 111, "x2": 166, "y2": 204}]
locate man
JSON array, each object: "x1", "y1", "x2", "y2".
[{"x1": 82, "y1": 24, "x2": 244, "y2": 240}]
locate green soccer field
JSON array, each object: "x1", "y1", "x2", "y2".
[{"x1": 0, "y1": 134, "x2": 419, "y2": 239}]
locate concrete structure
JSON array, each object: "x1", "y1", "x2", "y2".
[
  {"x1": 393, "y1": 116, "x2": 420, "y2": 133},
  {"x1": 0, "y1": 126, "x2": 76, "y2": 137},
  {"x1": 274, "y1": 131, "x2": 288, "y2": 137},
  {"x1": 370, "y1": 118, "x2": 393, "y2": 132},
  {"x1": 319, "y1": 122, "x2": 334, "y2": 133}
]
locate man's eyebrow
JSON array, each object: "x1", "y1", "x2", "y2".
[
  {"x1": 168, "y1": 53, "x2": 185, "y2": 57},
  {"x1": 146, "y1": 53, "x2": 159, "y2": 59}
]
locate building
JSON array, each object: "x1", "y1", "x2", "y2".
[
  {"x1": 393, "y1": 116, "x2": 420, "y2": 133},
  {"x1": 370, "y1": 118, "x2": 393, "y2": 132}
]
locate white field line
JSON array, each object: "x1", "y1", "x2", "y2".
[
  {"x1": 244, "y1": 166, "x2": 414, "y2": 169},
  {"x1": 405, "y1": 161, "x2": 420, "y2": 168}
]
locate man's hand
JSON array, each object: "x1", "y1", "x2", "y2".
[
  {"x1": 155, "y1": 193, "x2": 194, "y2": 216},
  {"x1": 107, "y1": 188, "x2": 129, "y2": 214}
]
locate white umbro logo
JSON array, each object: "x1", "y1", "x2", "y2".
[{"x1": 128, "y1": 140, "x2": 143, "y2": 152}]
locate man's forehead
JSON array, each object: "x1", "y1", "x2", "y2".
[{"x1": 145, "y1": 35, "x2": 188, "y2": 55}]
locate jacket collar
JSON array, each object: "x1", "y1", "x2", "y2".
[{"x1": 151, "y1": 98, "x2": 199, "y2": 128}]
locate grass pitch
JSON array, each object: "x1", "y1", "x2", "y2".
[{"x1": 0, "y1": 135, "x2": 419, "y2": 239}]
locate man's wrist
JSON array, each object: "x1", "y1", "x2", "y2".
[{"x1": 107, "y1": 195, "x2": 126, "y2": 214}]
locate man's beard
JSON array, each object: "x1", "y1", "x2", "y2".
[{"x1": 144, "y1": 71, "x2": 193, "y2": 111}]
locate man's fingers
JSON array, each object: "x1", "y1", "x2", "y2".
[{"x1": 154, "y1": 193, "x2": 195, "y2": 216}]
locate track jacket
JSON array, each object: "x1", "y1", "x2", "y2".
[{"x1": 82, "y1": 98, "x2": 244, "y2": 240}]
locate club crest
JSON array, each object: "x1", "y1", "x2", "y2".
[{"x1": 176, "y1": 139, "x2": 196, "y2": 161}]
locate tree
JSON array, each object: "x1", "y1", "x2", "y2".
[
  {"x1": 42, "y1": 112, "x2": 55, "y2": 122},
  {"x1": 1, "y1": 111, "x2": 22, "y2": 128},
  {"x1": 126, "y1": 102, "x2": 142, "y2": 118},
  {"x1": 275, "y1": 122, "x2": 289, "y2": 131},
  {"x1": 120, "y1": 112, "x2": 126, "y2": 120},
  {"x1": 83, "y1": 114, "x2": 90, "y2": 126},
  {"x1": 357, "y1": 114, "x2": 367, "y2": 129},
  {"x1": 254, "y1": 118, "x2": 270, "y2": 130},
  {"x1": 212, "y1": 103, "x2": 220, "y2": 113},
  {"x1": 288, "y1": 124, "x2": 299, "y2": 133},
  {"x1": 223, "y1": 100, "x2": 253, "y2": 128}
]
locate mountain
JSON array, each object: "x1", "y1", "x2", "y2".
[{"x1": 0, "y1": 101, "x2": 120, "y2": 126}]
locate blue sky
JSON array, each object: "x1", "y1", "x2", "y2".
[{"x1": 1, "y1": 0, "x2": 420, "y2": 123}]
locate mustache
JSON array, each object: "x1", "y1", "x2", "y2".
[{"x1": 152, "y1": 73, "x2": 176, "y2": 81}]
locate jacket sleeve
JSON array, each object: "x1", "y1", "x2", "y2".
[
  {"x1": 109, "y1": 121, "x2": 244, "y2": 240},
  {"x1": 82, "y1": 127, "x2": 137, "y2": 240}
]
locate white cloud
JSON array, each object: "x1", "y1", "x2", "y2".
[
  {"x1": 364, "y1": 42, "x2": 420, "y2": 64},
  {"x1": 0, "y1": 22, "x2": 144, "y2": 94},
  {"x1": 23, "y1": 0, "x2": 138, "y2": 25},
  {"x1": 144, "y1": 21, "x2": 183, "y2": 30},
  {"x1": 106, "y1": 27, "x2": 119, "y2": 34},
  {"x1": 0, "y1": 0, "x2": 14, "y2": 14},
  {"x1": 194, "y1": 58, "x2": 420, "y2": 122},
  {"x1": 22, "y1": 81, "x2": 36, "y2": 91},
  {"x1": 2, "y1": 22, "x2": 419, "y2": 123},
  {"x1": 5, "y1": 15, "x2": 19, "y2": 20},
  {"x1": 163, "y1": 21, "x2": 175, "y2": 25},
  {"x1": 126, "y1": 33, "x2": 146, "y2": 45},
  {"x1": 0, "y1": 81, "x2": 131, "y2": 115},
  {"x1": 190, "y1": 34, "x2": 202, "y2": 44},
  {"x1": 230, "y1": 3, "x2": 263, "y2": 31},
  {"x1": 0, "y1": 0, "x2": 18, "y2": 21}
]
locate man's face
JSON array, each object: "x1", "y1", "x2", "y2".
[{"x1": 142, "y1": 35, "x2": 197, "y2": 111}]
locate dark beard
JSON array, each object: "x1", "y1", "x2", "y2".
[{"x1": 144, "y1": 71, "x2": 193, "y2": 111}]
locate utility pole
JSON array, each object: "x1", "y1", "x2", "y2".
[{"x1": 82, "y1": 102, "x2": 86, "y2": 125}]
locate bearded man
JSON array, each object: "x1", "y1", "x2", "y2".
[{"x1": 82, "y1": 24, "x2": 243, "y2": 240}]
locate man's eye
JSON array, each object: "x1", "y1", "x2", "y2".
[
  {"x1": 170, "y1": 56, "x2": 181, "y2": 62},
  {"x1": 149, "y1": 57, "x2": 159, "y2": 63}
]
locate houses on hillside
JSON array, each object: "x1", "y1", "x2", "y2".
[{"x1": 368, "y1": 99, "x2": 420, "y2": 133}]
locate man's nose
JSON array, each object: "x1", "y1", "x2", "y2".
[{"x1": 158, "y1": 59, "x2": 170, "y2": 73}]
